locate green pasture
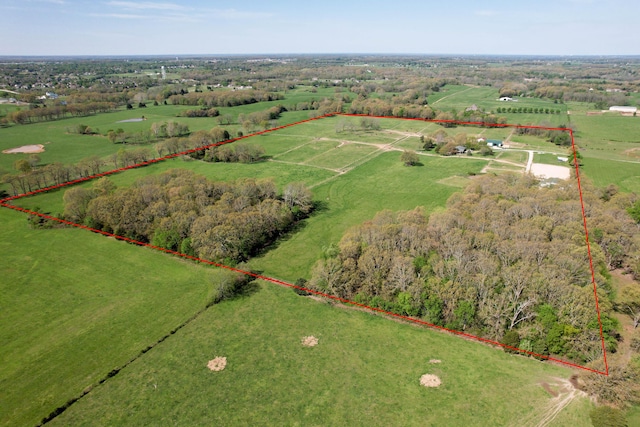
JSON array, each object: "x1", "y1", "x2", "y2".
[
  {"x1": 47, "y1": 280, "x2": 586, "y2": 427},
  {"x1": 0, "y1": 207, "x2": 220, "y2": 427},
  {"x1": 0, "y1": 88, "x2": 341, "y2": 183},
  {"x1": 0, "y1": 106, "x2": 619, "y2": 427},
  {"x1": 580, "y1": 157, "x2": 640, "y2": 193},
  {"x1": 428, "y1": 85, "x2": 569, "y2": 123},
  {"x1": 570, "y1": 113, "x2": 640, "y2": 161},
  {"x1": 250, "y1": 151, "x2": 487, "y2": 281},
  {"x1": 274, "y1": 139, "x2": 339, "y2": 164},
  {"x1": 508, "y1": 134, "x2": 568, "y2": 153},
  {"x1": 496, "y1": 150, "x2": 528, "y2": 165},
  {"x1": 305, "y1": 143, "x2": 380, "y2": 171}
]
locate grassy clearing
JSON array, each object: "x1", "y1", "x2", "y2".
[
  {"x1": 250, "y1": 152, "x2": 487, "y2": 281},
  {"x1": 0, "y1": 207, "x2": 220, "y2": 427},
  {"x1": 508, "y1": 134, "x2": 567, "y2": 152},
  {"x1": 580, "y1": 157, "x2": 640, "y2": 192},
  {"x1": 534, "y1": 153, "x2": 568, "y2": 166},
  {"x1": 306, "y1": 143, "x2": 380, "y2": 170},
  {"x1": 275, "y1": 139, "x2": 339, "y2": 163},
  {"x1": 47, "y1": 282, "x2": 587, "y2": 427},
  {"x1": 570, "y1": 113, "x2": 640, "y2": 161},
  {"x1": 496, "y1": 150, "x2": 528, "y2": 164}
]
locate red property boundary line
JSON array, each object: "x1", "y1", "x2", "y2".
[{"x1": 0, "y1": 113, "x2": 608, "y2": 376}]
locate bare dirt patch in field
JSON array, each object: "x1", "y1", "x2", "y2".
[
  {"x1": 530, "y1": 163, "x2": 571, "y2": 180},
  {"x1": 429, "y1": 359, "x2": 442, "y2": 364},
  {"x1": 301, "y1": 336, "x2": 319, "y2": 347},
  {"x1": 623, "y1": 147, "x2": 640, "y2": 158},
  {"x1": 419, "y1": 374, "x2": 442, "y2": 388},
  {"x1": 2, "y1": 144, "x2": 45, "y2": 154},
  {"x1": 207, "y1": 357, "x2": 227, "y2": 371},
  {"x1": 117, "y1": 117, "x2": 146, "y2": 123}
]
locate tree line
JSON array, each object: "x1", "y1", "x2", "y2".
[
  {"x1": 4, "y1": 102, "x2": 117, "y2": 125},
  {"x1": 308, "y1": 174, "x2": 640, "y2": 363},
  {"x1": 63, "y1": 170, "x2": 313, "y2": 263},
  {"x1": 167, "y1": 89, "x2": 283, "y2": 107}
]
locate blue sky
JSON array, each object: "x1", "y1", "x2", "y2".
[{"x1": 1, "y1": 0, "x2": 638, "y2": 56}]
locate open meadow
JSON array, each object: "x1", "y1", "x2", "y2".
[{"x1": 1, "y1": 88, "x2": 634, "y2": 425}]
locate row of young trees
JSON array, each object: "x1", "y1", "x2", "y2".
[
  {"x1": 63, "y1": 170, "x2": 313, "y2": 263},
  {"x1": 4, "y1": 102, "x2": 117, "y2": 124},
  {"x1": 308, "y1": 174, "x2": 640, "y2": 363}
]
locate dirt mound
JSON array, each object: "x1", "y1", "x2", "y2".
[
  {"x1": 419, "y1": 374, "x2": 442, "y2": 388},
  {"x1": 2, "y1": 144, "x2": 45, "y2": 154},
  {"x1": 207, "y1": 356, "x2": 227, "y2": 371},
  {"x1": 301, "y1": 336, "x2": 319, "y2": 347}
]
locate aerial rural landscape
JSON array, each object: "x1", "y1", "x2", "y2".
[{"x1": 1, "y1": 1, "x2": 640, "y2": 426}]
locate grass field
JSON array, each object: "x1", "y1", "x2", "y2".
[
  {"x1": 0, "y1": 207, "x2": 220, "y2": 427},
  {"x1": 46, "y1": 281, "x2": 587, "y2": 427},
  {"x1": 580, "y1": 157, "x2": 640, "y2": 193},
  {"x1": 0, "y1": 107, "x2": 618, "y2": 426},
  {"x1": 0, "y1": 86, "x2": 344, "y2": 186},
  {"x1": 428, "y1": 85, "x2": 569, "y2": 125}
]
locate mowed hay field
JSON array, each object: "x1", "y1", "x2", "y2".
[
  {"x1": 568, "y1": 112, "x2": 640, "y2": 192},
  {"x1": 47, "y1": 281, "x2": 587, "y2": 427},
  {"x1": 0, "y1": 207, "x2": 220, "y2": 427},
  {"x1": 2, "y1": 115, "x2": 596, "y2": 426}
]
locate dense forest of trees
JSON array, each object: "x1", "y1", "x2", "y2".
[
  {"x1": 63, "y1": 170, "x2": 313, "y2": 264},
  {"x1": 309, "y1": 174, "x2": 640, "y2": 363}
]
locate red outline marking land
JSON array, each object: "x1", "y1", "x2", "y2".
[{"x1": 0, "y1": 113, "x2": 609, "y2": 376}]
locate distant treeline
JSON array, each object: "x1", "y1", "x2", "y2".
[
  {"x1": 5, "y1": 102, "x2": 117, "y2": 124},
  {"x1": 167, "y1": 89, "x2": 283, "y2": 107}
]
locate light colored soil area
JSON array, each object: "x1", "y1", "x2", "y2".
[
  {"x1": 429, "y1": 359, "x2": 442, "y2": 364},
  {"x1": 2, "y1": 144, "x2": 45, "y2": 154},
  {"x1": 623, "y1": 147, "x2": 640, "y2": 158},
  {"x1": 419, "y1": 374, "x2": 442, "y2": 388},
  {"x1": 301, "y1": 336, "x2": 319, "y2": 347},
  {"x1": 207, "y1": 357, "x2": 227, "y2": 371},
  {"x1": 530, "y1": 163, "x2": 571, "y2": 180},
  {"x1": 117, "y1": 118, "x2": 146, "y2": 123},
  {"x1": 519, "y1": 377, "x2": 588, "y2": 427}
]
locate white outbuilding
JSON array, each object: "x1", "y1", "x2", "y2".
[{"x1": 609, "y1": 106, "x2": 637, "y2": 114}]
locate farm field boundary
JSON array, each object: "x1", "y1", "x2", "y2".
[{"x1": 0, "y1": 113, "x2": 609, "y2": 377}]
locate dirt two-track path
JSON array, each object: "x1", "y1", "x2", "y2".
[{"x1": 517, "y1": 377, "x2": 588, "y2": 427}]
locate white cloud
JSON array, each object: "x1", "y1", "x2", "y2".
[
  {"x1": 89, "y1": 12, "x2": 145, "y2": 19},
  {"x1": 106, "y1": 1, "x2": 186, "y2": 11},
  {"x1": 29, "y1": 0, "x2": 66, "y2": 4},
  {"x1": 206, "y1": 8, "x2": 275, "y2": 20}
]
